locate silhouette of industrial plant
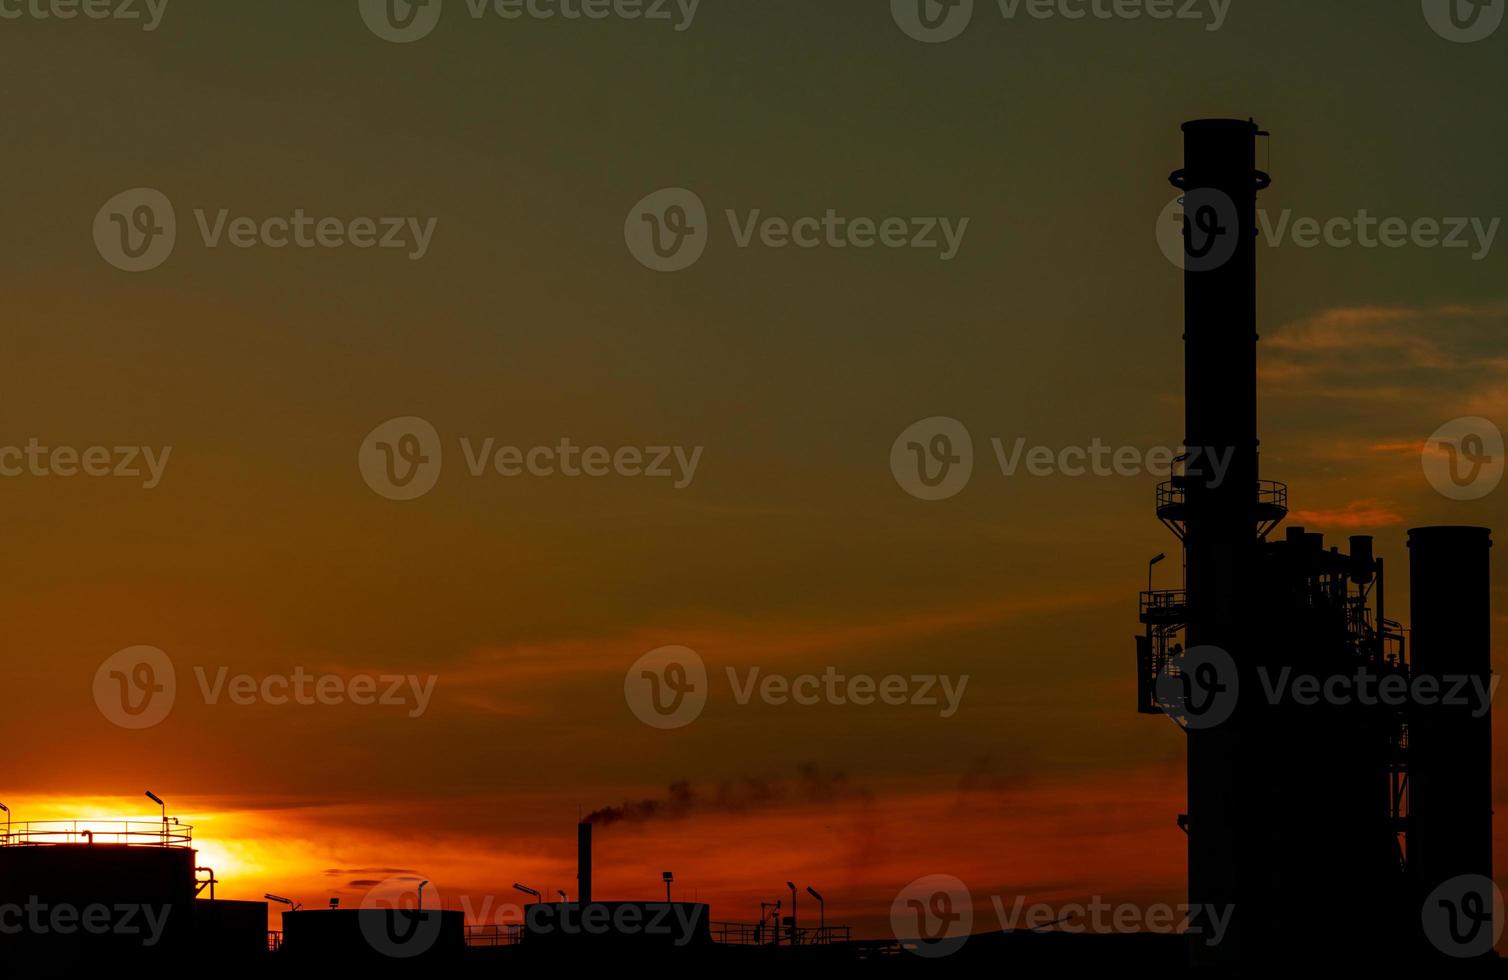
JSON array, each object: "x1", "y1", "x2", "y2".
[{"x1": 0, "y1": 120, "x2": 1498, "y2": 973}]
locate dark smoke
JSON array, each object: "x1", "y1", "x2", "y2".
[{"x1": 585, "y1": 764, "x2": 868, "y2": 826}]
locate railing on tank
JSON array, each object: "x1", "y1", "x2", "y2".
[
  {"x1": 267, "y1": 930, "x2": 283, "y2": 952},
  {"x1": 0, "y1": 819, "x2": 193, "y2": 848},
  {"x1": 464, "y1": 923, "x2": 525, "y2": 947},
  {"x1": 710, "y1": 921, "x2": 853, "y2": 945}
]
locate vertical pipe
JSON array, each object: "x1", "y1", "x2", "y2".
[
  {"x1": 577, "y1": 822, "x2": 593, "y2": 905},
  {"x1": 1176, "y1": 118, "x2": 1266, "y2": 964}
]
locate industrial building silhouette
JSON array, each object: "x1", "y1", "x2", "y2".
[
  {"x1": 0, "y1": 119, "x2": 1498, "y2": 973},
  {"x1": 1135, "y1": 118, "x2": 1497, "y2": 969}
]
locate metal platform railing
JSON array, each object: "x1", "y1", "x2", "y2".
[
  {"x1": 0, "y1": 820, "x2": 193, "y2": 848},
  {"x1": 710, "y1": 922, "x2": 853, "y2": 945},
  {"x1": 1156, "y1": 479, "x2": 1288, "y2": 513},
  {"x1": 464, "y1": 924, "x2": 525, "y2": 947},
  {"x1": 1139, "y1": 589, "x2": 1188, "y2": 620}
]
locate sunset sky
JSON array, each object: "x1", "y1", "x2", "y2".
[{"x1": 3, "y1": 0, "x2": 1506, "y2": 941}]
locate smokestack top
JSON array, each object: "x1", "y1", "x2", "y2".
[
  {"x1": 1181, "y1": 117, "x2": 1261, "y2": 134},
  {"x1": 1178, "y1": 118, "x2": 1264, "y2": 190}
]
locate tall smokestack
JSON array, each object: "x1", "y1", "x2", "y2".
[
  {"x1": 1408, "y1": 526, "x2": 1493, "y2": 899},
  {"x1": 1175, "y1": 118, "x2": 1268, "y2": 964},
  {"x1": 577, "y1": 821, "x2": 593, "y2": 905}
]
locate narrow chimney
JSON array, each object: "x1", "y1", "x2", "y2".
[
  {"x1": 1176, "y1": 117, "x2": 1268, "y2": 966},
  {"x1": 577, "y1": 821, "x2": 593, "y2": 905}
]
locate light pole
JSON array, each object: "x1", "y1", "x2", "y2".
[
  {"x1": 786, "y1": 881, "x2": 797, "y2": 945},
  {"x1": 145, "y1": 791, "x2": 165, "y2": 844},
  {"x1": 806, "y1": 887, "x2": 825, "y2": 941},
  {"x1": 557, "y1": 890, "x2": 568, "y2": 904},
  {"x1": 1148, "y1": 552, "x2": 1166, "y2": 595},
  {"x1": 663, "y1": 871, "x2": 674, "y2": 903},
  {"x1": 417, "y1": 880, "x2": 430, "y2": 911},
  {"x1": 0, "y1": 803, "x2": 9, "y2": 844}
]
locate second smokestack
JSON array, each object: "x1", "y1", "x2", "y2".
[{"x1": 577, "y1": 821, "x2": 592, "y2": 904}]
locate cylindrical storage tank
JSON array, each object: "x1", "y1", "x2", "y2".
[
  {"x1": 0, "y1": 843, "x2": 196, "y2": 963},
  {"x1": 1408, "y1": 526, "x2": 1493, "y2": 897}
]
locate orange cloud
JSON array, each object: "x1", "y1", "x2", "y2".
[
  {"x1": 437, "y1": 587, "x2": 1123, "y2": 714},
  {"x1": 1288, "y1": 498, "x2": 1406, "y2": 530}
]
